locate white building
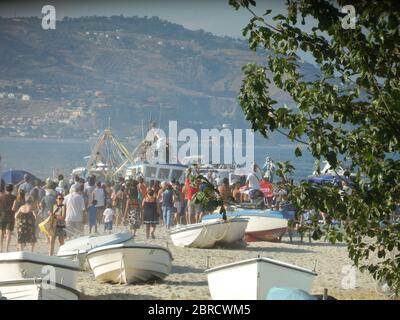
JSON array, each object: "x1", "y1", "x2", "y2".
[
  {"x1": 7, "y1": 93, "x2": 15, "y2": 99},
  {"x1": 21, "y1": 94, "x2": 30, "y2": 101}
]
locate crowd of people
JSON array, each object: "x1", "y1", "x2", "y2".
[{"x1": 0, "y1": 156, "x2": 295, "y2": 255}]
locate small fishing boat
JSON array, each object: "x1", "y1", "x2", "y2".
[
  {"x1": 0, "y1": 252, "x2": 80, "y2": 299},
  {"x1": 205, "y1": 257, "x2": 317, "y2": 300},
  {"x1": 86, "y1": 243, "x2": 173, "y2": 284},
  {"x1": 170, "y1": 218, "x2": 247, "y2": 249},
  {"x1": 57, "y1": 232, "x2": 133, "y2": 270},
  {"x1": 202, "y1": 210, "x2": 294, "y2": 242},
  {"x1": 0, "y1": 278, "x2": 80, "y2": 300}
]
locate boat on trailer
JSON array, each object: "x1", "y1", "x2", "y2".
[
  {"x1": 56, "y1": 232, "x2": 133, "y2": 270},
  {"x1": 87, "y1": 243, "x2": 173, "y2": 284},
  {"x1": 205, "y1": 257, "x2": 317, "y2": 300}
]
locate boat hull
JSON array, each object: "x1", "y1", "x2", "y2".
[
  {"x1": 87, "y1": 244, "x2": 172, "y2": 284},
  {"x1": 0, "y1": 278, "x2": 79, "y2": 300},
  {"x1": 57, "y1": 232, "x2": 133, "y2": 270},
  {"x1": 205, "y1": 257, "x2": 316, "y2": 300},
  {"x1": 0, "y1": 252, "x2": 79, "y2": 291},
  {"x1": 244, "y1": 215, "x2": 288, "y2": 241},
  {"x1": 57, "y1": 252, "x2": 89, "y2": 271},
  {"x1": 170, "y1": 219, "x2": 246, "y2": 248},
  {"x1": 214, "y1": 218, "x2": 248, "y2": 245},
  {"x1": 203, "y1": 210, "x2": 291, "y2": 242}
]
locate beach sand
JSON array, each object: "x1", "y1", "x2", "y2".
[{"x1": 3, "y1": 225, "x2": 388, "y2": 300}]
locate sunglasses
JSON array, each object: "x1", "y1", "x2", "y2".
[{"x1": 57, "y1": 197, "x2": 64, "y2": 200}]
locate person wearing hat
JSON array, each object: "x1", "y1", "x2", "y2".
[{"x1": 0, "y1": 184, "x2": 16, "y2": 252}]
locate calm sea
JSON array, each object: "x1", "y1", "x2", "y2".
[{"x1": 0, "y1": 137, "x2": 315, "y2": 181}]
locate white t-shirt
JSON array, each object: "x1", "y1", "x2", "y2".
[
  {"x1": 247, "y1": 172, "x2": 261, "y2": 190},
  {"x1": 94, "y1": 187, "x2": 105, "y2": 207},
  {"x1": 103, "y1": 208, "x2": 114, "y2": 223},
  {"x1": 64, "y1": 192, "x2": 85, "y2": 222}
]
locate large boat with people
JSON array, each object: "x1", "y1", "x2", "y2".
[{"x1": 122, "y1": 123, "x2": 188, "y2": 183}]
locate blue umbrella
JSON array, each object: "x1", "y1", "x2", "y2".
[{"x1": 1, "y1": 170, "x2": 40, "y2": 185}]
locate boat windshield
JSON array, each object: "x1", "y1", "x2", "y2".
[
  {"x1": 171, "y1": 169, "x2": 184, "y2": 181},
  {"x1": 158, "y1": 168, "x2": 170, "y2": 180},
  {"x1": 145, "y1": 166, "x2": 157, "y2": 178}
]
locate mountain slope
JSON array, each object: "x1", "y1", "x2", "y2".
[{"x1": 0, "y1": 15, "x2": 318, "y2": 140}]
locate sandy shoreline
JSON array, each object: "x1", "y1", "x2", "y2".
[{"x1": 2, "y1": 225, "x2": 387, "y2": 300}]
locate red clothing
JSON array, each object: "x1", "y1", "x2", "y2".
[
  {"x1": 260, "y1": 180, "x2": 273, "y2": 198},
  {"x1": 185, "y1": 178, "x2": 198, "y2": 201}
]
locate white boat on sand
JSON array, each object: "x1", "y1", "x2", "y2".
[
  {"x1": 216, "y1": 218, "x2": 248, "y2": 245},
  {"x1": 203, "y1": 210, "x2": 294, "y2": 242},
  {"x1": 205, "y1": 257, "x2": 317, "y2": 300},
  {"x1": 0, "y1": 252, "x2": 80, "y2": 300},
  {"x1": 0, "y1": 278, "x2": 79, "y2": 300},
  {"x1": 57, "y1": 232, "x2": 133, "y2": 270},
  {"x1": 87, "y1": 243, "x2": 173, "y2": 284},
  {"x1": 170, "y1": 218, "x2": 248, "y2": 249}
]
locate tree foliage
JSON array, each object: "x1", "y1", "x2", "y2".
[{"x1": 229, "y1": 0, "x2": 400, "y2": 294}]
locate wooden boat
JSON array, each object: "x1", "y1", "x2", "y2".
[
  {"x1": 170, "y1": 218, "x2": 247, "y2": 248},
  {"x1": 205, "y1": 257, "x2": 317, "y2": 300},
  {"x1": 0, "y1": 252, "x2": 80, "y2": 299},
  {"x1": 202, "y1": 210, "x2": 294, "y2": 242},
  {"x1": 57, "y1": 232, "x2": 133, "y2": 270},
  {"x1": 86, "y1": 243, "x2": 172, "y2": 284},
  {"x1": 0, "y1": 278, "x2": 79, "y2": 300}
]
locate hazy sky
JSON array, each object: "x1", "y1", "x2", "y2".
[{"x1": 0, "y1": 0, "x2": 284, "y2": 38}]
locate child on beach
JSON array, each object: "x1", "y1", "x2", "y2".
[
  {"x1": 103, "y1": 205, "x2": 114, "y2": 234},
  {"x1": 88, "y1": 199, "x2": 98, "y2": 234}
]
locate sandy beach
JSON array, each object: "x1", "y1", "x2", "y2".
[{"x1": 3, "y1": 224, "x2": 387, "y2": 300}]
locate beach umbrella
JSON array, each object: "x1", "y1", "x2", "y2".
[{"x1": 1, "y1": 170, "x2": 40, "y2": 185}]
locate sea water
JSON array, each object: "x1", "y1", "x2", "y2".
[{"x1": 0, "y1": 137, "x2": 315, "y2": 181}]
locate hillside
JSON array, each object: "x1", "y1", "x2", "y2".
[{"x1": 0, "y1": 15, "x2": 318, "y2": 141}]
